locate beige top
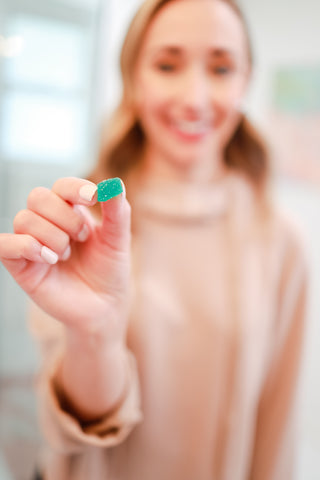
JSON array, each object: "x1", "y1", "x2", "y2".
[{"x1": 30, "y1": 174, "x2": 308, "y2": 480}]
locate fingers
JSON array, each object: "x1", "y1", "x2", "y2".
[
  {"x1": 6, "y1": 177, "x2": 98, "y2": 264},
  {"x1": 0, "y1": 177, "x2": 131, "y2": 267},
  {"x1": 27, "y1": 186, "x2": 90, "y2": 243},
  {"x1": 99, "y1": 186, "x2": 131, "y2": 252},
  {"x1": 0, "y1": 233, "x2": 43, "y2": 262},
  {"x1": 51, "y1": 176, "x2": 131, "y2": 253},
  {"x1": 27, "y1": 178, "x2": 131, "y2": 252},
  {"x1": 52, "y1": 177, "x2": 98, "y2": 206},
  {"x1": 13, "y1": 209, "x2": 70, "y2": 260},
  {"x1": 0, "y1": 233, "x2": 61, "y2": 265}
]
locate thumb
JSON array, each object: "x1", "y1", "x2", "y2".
[{"x1": 97, "y1": 179, "x2": 131, "y2": 252}]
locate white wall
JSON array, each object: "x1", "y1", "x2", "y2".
[
  {"x1": 96, "y1": 2, "x2": 320, "y2": 478},
  {"x1": 240, "y1": 1, "x2": 320, "y2": 478},
  {"x1": 241, "y1": 0, "x2": 320, "y2": 121},
  {"x1": 95, "y1": 0, "x2": 142, "y2": 123}
]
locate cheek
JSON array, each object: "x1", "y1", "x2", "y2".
[
  {"x1": 212, "y1": 99, "x2": 239, "y2": 133},
  {"x1": 134, "y1": 69, "x2": 177, "y2": 116},
  {"x1": 134, "y1": 93, "x2": 164, "y2": 147},
  {"x1": 210, "y1": 89, "x2": 245, "y2": 148},
  {"x1": 213, "y1": 74, "x2": 248, "y2": 103},
  {"x1": 211, "y1": 81, "x2": 247, "y2": 124},
  {"x1": 135, "y1": 87, "x2": 169, "y2": 129}
]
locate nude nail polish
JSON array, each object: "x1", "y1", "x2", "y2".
[
  {"x1": 61, "y1": 245, "x2": 71, "y2": 261},
  {"x1": 78, "y1": 224, "x2": 89, "y2": 242},
  {"x1": 79, "y1": 184, "x2": 97, "y2": 202},
  {"x1": 41, "y1": 246, "x2": 59, "y2": 265}
]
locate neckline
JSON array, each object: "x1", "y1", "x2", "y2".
[{"x1": 131, "y1": 173, "x2": 239, "y2": 223}]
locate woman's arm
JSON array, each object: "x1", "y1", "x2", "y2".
[
  {"x1": 29, "y1": 303, "x2": 142, "y2": 454},
  {"x1": 55, "y1": 325, "x2": 129, "y2": 422},
  {"x1": 0, "y1": 177, "x2": 134, "y2": 422},
  {"x1": 249, "y1": 229, "x2": 308, "y2": 480}
]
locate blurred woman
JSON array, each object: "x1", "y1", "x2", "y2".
[{"x1": 0, "y1": 0, "x2": 307, "y2": 479}]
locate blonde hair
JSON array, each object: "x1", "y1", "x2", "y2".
[{"x1": 90, "y1": 0, "x2": 269, "y2": 193}]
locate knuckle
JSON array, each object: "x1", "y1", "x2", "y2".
[
  {"x1": 22, "y1": 236, "x2": 37, "y2": 258},
  {"x1": 27, "y1": 187, "x2": 51, "y2": 209},
  {"x1": 52, "y1": 177, "x2": 74, "y2": 192},
  {"x1": 51, "y1": 179, "x2": 62, "y2": 192},
  {"x1": 73, "y1": 217, "x2": 86, "y2": 238},
  {"x1": 13, "y1": 209, "x2": 31, "y2": 233},
  {"x1": 55, "y1": 231, "x2": 70, "y2": 254},
  {"x1": 63, "y1": 207, "x2": 86, "y2": 239}
]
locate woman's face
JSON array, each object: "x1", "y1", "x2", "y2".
[{"x1": 133, "y1": 0, "x2": 251, "y2": 177}]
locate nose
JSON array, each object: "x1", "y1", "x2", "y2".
[{"x1": 179, "y1": 66, "x2": 210, "y2": 116}]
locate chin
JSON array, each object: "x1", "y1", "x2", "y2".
[
  {"x1": 167, "y1": 152, "x2": 210, "y2": 171},
  {"x1": 165, "y1": 142, "x2": 216, "y2": 168}
]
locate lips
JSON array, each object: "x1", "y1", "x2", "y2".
[{"x1": 170, "y1": 119, "x2": 211, "y2": 140}]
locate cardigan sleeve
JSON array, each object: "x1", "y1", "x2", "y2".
[
  {"x1": 249, "y1": 220, "x2": 308, "y2": 480},
  {"x1": 29, "y1": 303, "x2": 142, "y2": 455}
]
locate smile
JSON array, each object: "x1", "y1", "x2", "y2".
[{"x1": 171, "y1": 120, "x2": 211, "y2": 140}]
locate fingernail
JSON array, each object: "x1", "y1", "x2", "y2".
[
  {"x1": 97, "y1": 178, "x2": 124, "y2": 202},
  {"x1": 61, "y1": 245, "x2": 71, "y2": 261},
  {"x1": 41, "y1": 246, "x2": 59, "y2": 265},
  {"x1": 120, "y1": 179, "x2": 126, "y2": 198},
  {"x1": 78, "y1": 224, "x2": 89, "y2": 242},
  {"x1": 79, "y1": 184, "x2": 97, "y2": 202}
]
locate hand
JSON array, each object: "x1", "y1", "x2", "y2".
[{"x1": 0, "y1": 177, "x2": 131, "y2": 344}]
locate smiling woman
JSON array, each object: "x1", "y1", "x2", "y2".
[
  {"x1": 0, "y1": 1, "x2": 308, "y2": 480},
  {"x1": 132, "y1": 0, "x2": 251, "y2": 177},
  {"x1": 91, "y1": 0, "x2": 268, "y2": 192}
]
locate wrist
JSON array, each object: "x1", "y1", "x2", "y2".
[
  {"x1": 56, "y1": 333, "x2": 129, "y2": 422},
  {"x1": 65, "y1": 321, "x2": 127, "y2": 358}
]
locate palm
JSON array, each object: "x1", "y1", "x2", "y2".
[
  {"x1": 4, "y1": 225, "x2": 130, "y2": 333},
  {"x1": 0, "y1": 178, "x2": 131, "y2": 339}
]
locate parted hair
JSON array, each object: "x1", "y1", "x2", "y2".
[{"x1": 89, "y1": 0, "x2": 270, "y2": 194}]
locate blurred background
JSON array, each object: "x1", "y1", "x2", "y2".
[{"x1": 0, "y1": 0, "x2": 319, "y2": 478}]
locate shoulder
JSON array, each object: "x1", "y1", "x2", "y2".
[
  {"x1": 265, "y1": 202, "x2": 309, "y2": 290},
  {"x1": 232, "y1": 173, "x2": 308, "y2": 272},
  {"x1": 269, "y1": 202, "x2": 307, "y2": 259}
]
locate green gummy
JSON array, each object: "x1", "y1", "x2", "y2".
[{"x1": 97, "y1": 178, "x2": 123, "y2": 202}]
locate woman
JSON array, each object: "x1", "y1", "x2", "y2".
[{"x1": 0, "y1": 0, "x2": 307, "y2": 479}]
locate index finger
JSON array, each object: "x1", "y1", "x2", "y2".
[{"x1": 52, "y1": 177, "x2": 98, "y2": 206}]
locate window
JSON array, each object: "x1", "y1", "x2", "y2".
[{"x1": 0, "y1": 2, "x2": 98, "y2": 165}]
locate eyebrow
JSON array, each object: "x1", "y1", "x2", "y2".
[
  {"x1": 150, "y1": 45, "x2": 237, "y2": 58},
  {"x1": 209, "y1": 48, "x2": 236, "y2": 58},
  {"x1": 150, "y1": 46, "x2": 182, "y2": 56}
]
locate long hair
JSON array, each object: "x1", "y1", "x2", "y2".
[{"x1": 89, "y1": 0, "x2": 269, "y2": 194}]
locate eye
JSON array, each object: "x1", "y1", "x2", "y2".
[
  {"x1": 157, "y1": 63, "x2": 176, "y2": 72},
  {"x1": 212, "y1": 65, "x2": 232, "y2": 75}
]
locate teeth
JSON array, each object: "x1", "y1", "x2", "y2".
[{"x1": 176, "y1": 121, "x2": 206, "y2": 135}]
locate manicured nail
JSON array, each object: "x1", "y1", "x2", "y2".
[
  {"x1": 79, "y1": 184, "x2": 97, "y2": 202},
  {"x1": 120, "y1": 179, "x2": 126, "y2": 198},
  {"x1": 61, "y1": 245, "x2": 71, "y2": 261},
  {"x1": 97, "y1": 178, "x2": 124, "y2": 202},
  {"x1": 78, "y1": 224, "x2": 89, "y2": 242},
  {"x1": 41, "y1": 246, "x2": 59, "y2": 265}
]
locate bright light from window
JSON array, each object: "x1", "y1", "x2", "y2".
[
  {"x1": 0, "y1": 35, "x2": 25, "y2": 58},
  {"x1": 3, "y1": 16, "x2": 88, "y2": 90},
  {"x1": 0, "y1": 93, "x2": 87, "y2": 162}
]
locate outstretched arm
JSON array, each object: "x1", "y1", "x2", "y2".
[
  {"x1": 249, "y1": 234, "x2": 308, "y2": 480},
  {"x1": 0, "y1": 177, "x2": 133, "y2": 421}
]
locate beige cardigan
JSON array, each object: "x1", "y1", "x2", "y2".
[{"x1": 30, "y1": 174, "x2": 308, "y2": 480}]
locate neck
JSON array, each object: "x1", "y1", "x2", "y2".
[{"x1": 140, "y1": 147, "x2": 228, "y2": 187}]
